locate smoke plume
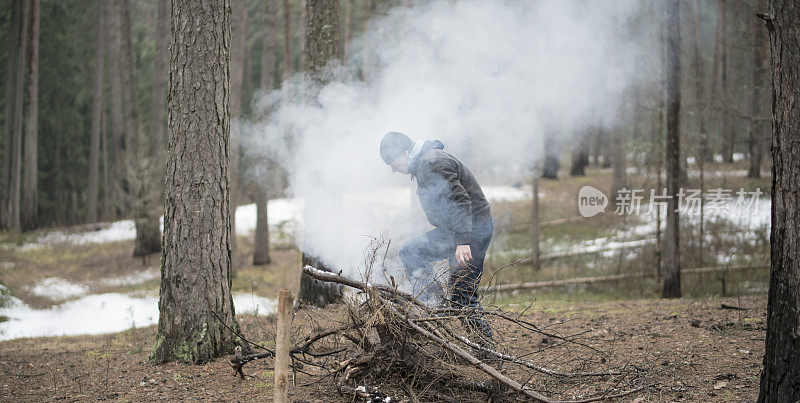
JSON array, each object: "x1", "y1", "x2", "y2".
[{"x1": 241, "y1": 0, "x2": 659, "y2": 283}]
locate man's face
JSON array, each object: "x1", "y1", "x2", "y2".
[{"x1": 390, "y1": 151, "x2": 410, "y2": 174}]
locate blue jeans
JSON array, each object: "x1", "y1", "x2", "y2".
[{"x1": 399, "y1": 219, "x2": 493, "y2": 339}]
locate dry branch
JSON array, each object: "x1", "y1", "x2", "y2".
[
  {"x1": 220, "y1": 260, "x2": 661, "y2": 401},
  {"x1": 298, "y1": 264, "x2": 654, "y2": 402}
]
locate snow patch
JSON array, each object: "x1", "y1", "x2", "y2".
[
  {"x1": 27, "y1": 278, "x2": 89, "y2": 301},
  {"x1": 0, "y1": 292, "x2": 276, "y2": 341}
]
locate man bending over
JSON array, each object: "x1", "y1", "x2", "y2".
[{"x1": 380, "y1": 131, "x2": 493, "y2": 341}]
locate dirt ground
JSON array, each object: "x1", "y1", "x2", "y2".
[{"x1": 0, "y1": 294, "x2": 766, "y2": 402}]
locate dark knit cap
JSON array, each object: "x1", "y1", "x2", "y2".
[{"x1": 379, "y1": 131, "x2": 413, "y2": 164}]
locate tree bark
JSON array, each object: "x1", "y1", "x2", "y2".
[
  {"x1": 663, "y1": 0, "x2": 682, "y2": 299},
  {"x1": 151, "y1": 0, "x2": 239, "y2": 365},
  {"x1": 298, "y1": 0, "x2": 344, "y2": 306},
  {"x1": 119, "y1": 0, "x2": 161, "y2": 256},
  {"x1": 748, "y1": 6, "x2": 768, "y2": 179},
  {"x1": 757, "y1": 1, "x2": 800, "y2": 400},
  {"x1": 2, "y1": 0, "x2": 22, "y2": 230},
  {"x1": 88, "y1": 1, "x2": 106, "y2": 223}
]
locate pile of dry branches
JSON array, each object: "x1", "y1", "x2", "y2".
[{"x1": 228, "y1": 260, "x2": 668, "y2": 402}]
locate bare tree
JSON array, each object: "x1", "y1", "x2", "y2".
[
  {"x1": 151, "y1": 0, "x2": 239, "y2": 365},
  {"x1": 757, "y1": 1, "x2": 800, "y2": 400},
  {"x1": 88, "y1": 1, "x2": 106, "y2": 223},
  {"x1": 663, "y1": 0, "x2": 681, "y2": 299}
]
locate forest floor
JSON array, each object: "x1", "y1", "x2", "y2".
[
  {"x1": 0, "y1": 162, "x2": 772, "y2": 401},
  {"x1": 0, "y1": 294, "x2": 767, "y2": 402}
]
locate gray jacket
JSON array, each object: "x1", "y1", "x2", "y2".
[{"x1": 410, "y1": 141, "x2": 491, "y2": 245}]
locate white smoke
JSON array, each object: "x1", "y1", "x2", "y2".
[{"x1": 241, "y1": 0, "x2": 659, "y2": 281}]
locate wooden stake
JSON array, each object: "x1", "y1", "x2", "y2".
[{"x1": 274, "y1": 289, "x2": 293, "y2": 402}]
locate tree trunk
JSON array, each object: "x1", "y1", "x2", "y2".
[
  {"x1": 21, "y1": 0, "x2": 39, "y2": 230},
  {"x1": 569, "y1": 136, "x2": 588, "y2": 177},
  {"x1": 106, "y1": 0, "x2": 126, "y2": 218},
  {"x1": 151, "y1": 0, "x2": 239, "y2": 365},
  {"x1": 692, "y1": 0, "x2": 709, "y2": 166},
  {"x1": 541, "y1": 136, "x2": 559, "y2": 179},
  {"x1": 299, "y1": 0, "x2": 344, "y2": 306},
  {"x1": 343, "y1": 0, "x2": 350, "y2": 59},
  {"x1": 711, "y1": 0, "x2": 732, "y2": 163},
  {"x1": 102, "y1": 92, "x2": 110, "y2": 220},
  {"x1": 8, "y1": 0, "x2": 29, "y2": 233},
  {"x1": 663, "y1": 0, "x2": 682, "y2": 299},
  {"x1": 2, "y1": 0, "x2": 22, "y2": 230},
  {"x1": 119, "y1": 0, "x2": 161, "y2": 256},
  {"x1": 253, "y1": 190, "x2": 271, "y2": 265},
  {"x1": 530, "y1": 172, "x2": 539, "y2": 270},
  {"x1": 262, "y1": 0, "x2": 277, "y2": 91},
  {"x1": 361, "y1": 0, "x2": 374, "y2": 79},
  {"x1": 119, "y1": 0, "x2": 137, "y2": 155},
  {"x1": 611, "y1": 127, "x2": 626, "y2": 198},
  {"x1": 252, "y1": 0, "x2": 279, "y2": 266},
  {"x1": 298, "y1": 0, "x2": 306, "y2": 70},
  {"x1": 748, "y1": 8, "x2": 768, "y2": 179},
  {"x1": 88, "y1": 1, "x2": 105, "y2": 223},
  {"x1": 757, "y1": 1, "x2": 800, "y2": 400},
  {"x1": 283, "y1": 0, "x2": 291, "y2": 79},
  {"x1": 150, "y1": 0, "x2": 169, "y2": 185},
  {"x1": 229, "y1": 0, "x2": 248, "y2": 275}
]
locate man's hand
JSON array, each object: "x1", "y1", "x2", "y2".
[{"x1": 455, "y1": 244, "x2": 472, "y2": 265}]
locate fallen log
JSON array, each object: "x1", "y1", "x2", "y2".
[{"x1": 481, "y1": 265, "x2": 768, "y2": 293}]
